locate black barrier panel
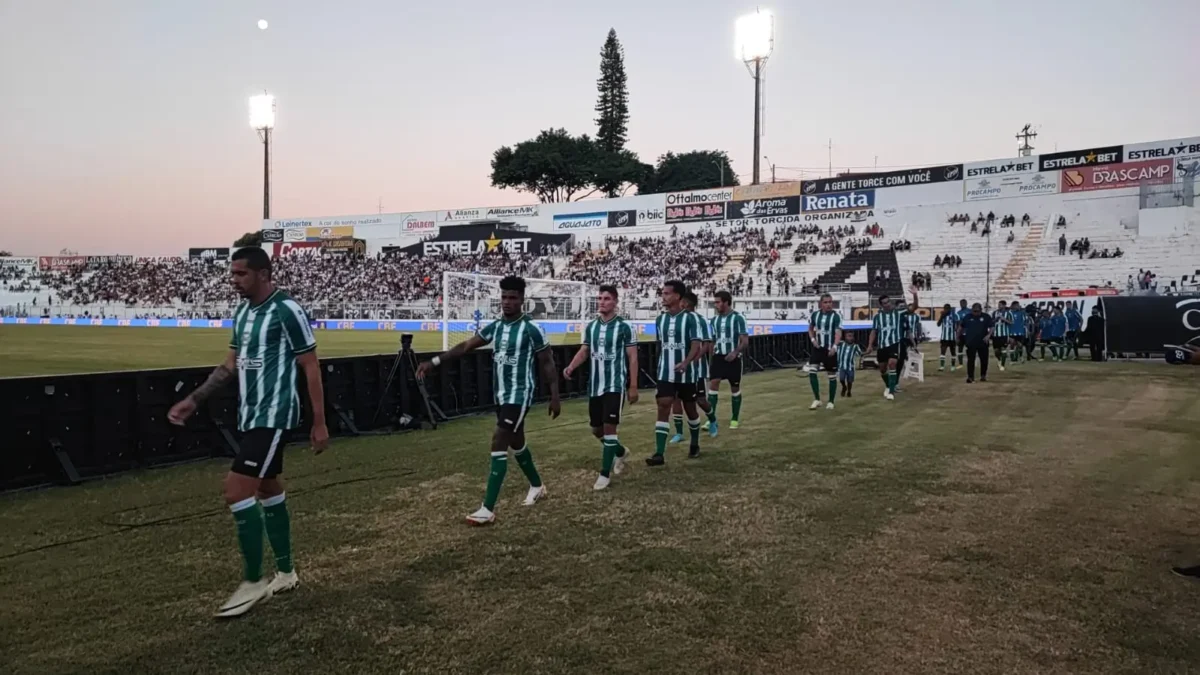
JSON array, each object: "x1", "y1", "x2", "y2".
[
  {"x1": 1101, "y1": 295, "x2": 1200, "y2": 353},
  {"x1": 0, "y1": 334, "x2": 809, "y2": 491}
]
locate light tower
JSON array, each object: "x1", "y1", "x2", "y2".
[
  {"x1": 735, "y1": 10, "x2": 774, "y2": 185},
  {"x1": 249, "y1": 93, "x2": 276, "y2": 219},
  {"x1": 1016, "y1": 123, "x2": 1037, "y2": 158}
]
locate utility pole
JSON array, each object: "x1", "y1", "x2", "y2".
[
  {"x1": 828, "y1": 138, "x2": 833, "y2": 177},
  {"x1": 377, "y1": 197, "x2": 384, "y2": 214},
  {"x1": 1016, "y1": 124, "x2": 1038, "y2": 157}
]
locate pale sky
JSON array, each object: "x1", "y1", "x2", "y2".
[{"x1": 1, "y1": 0, "x2": 1197, "y2": 255}]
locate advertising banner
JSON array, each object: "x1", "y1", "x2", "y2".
[
  {"x1": 0, "y1": 257, "x2": 37, "y2": 268},
  {"x1": 1125, "y1": 137, "x2": 1200, "y2": 178},
  {"x1": 401, "y1": 212, "x2": 437, "y2": 234},
  {"x1": 261, "y1": 229, "x2": 284, "y2": 242},
  {"x1": 552, "y1": 212, "x2": 607, "y2": 231},
  {"x1": 1101, "y1": 296, "x2": 1200, "y2": 353},
  {"x1": 732, "y1": 182, "x2": 801, "y2": 200},
  {"x1": 963, "y1": 171, "x2": 1060, "y2": 201},
  {"x1": 802, "y1": 189, "x2": 876, "y2": 213},
  {"x1": 320, "y1": 238, "x2": 367, "y2": 254},
  {"x1": 726, "y1": 196, "x2": 800, "y2": 220},
  {"x1": 637, "y1": 207, "x2": 665, "y2": 226},
  {"x1": 284, "y1": 228, "x2": 306, "y2": 242},
  {"x1": 439, "y1": 208, "x2": 483, "y2": 222},
  {"x1": 271, "y1": 242, "x2": 322, "y2": 257},
  {"x1": 188, "y1": 247, "x2": 230, "y2": 261},
  {"x1": 964, "y1": 157, "x2": 1039, "y2": 179},
  {"x1": 305, "y1": 226, "x2": 354, "y2": 240},
  {"x1": 607, "y1": 209, "x2": 636, "y2": 228},
  {"x1": 1060, "y1": 158, "x2": 1174, "y2": 193},
  {"x1": 665, "y1": 187, "x2": 734, "y2": 206},
  {"x1": 800, "y1": 164, "x2": 962, "y2": 195},
  {"x1": 84, "y1": 256, "x2": 133, "y2": 269},
  {"x1": 1038, "y1": 145, "x2": 1123, "y2": 172},
  {"x1": 484, "y1": 205, "x2": 539, "y2": 219},
  {"x1": 270, "y1": 219, "x2": 314, "y2": 229},
  {"x1": 39, "y1": 256, "x2": 85, "y2": 270},
  {"x1": 666, "y1": 202, "x2": 726, "y2": 224},
  {"x1": 397, "y1": 224, "x2": 570, "y2": 257}
]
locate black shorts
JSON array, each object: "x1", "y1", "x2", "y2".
[
  {"x1": 940, "y1": 340, "x2": 956, "y2": 349},
  {"x1": 656, "y1": 381, "x2": 697, "y2": 403},
  {"x1": 588, "y1": 393, "x2": 623, "y2": 428},
  {"x1": 877, "y1": 345, "x2": 899, "y2": 363},
  {"x1": 232, "y1": 428, "x2": 287, "y2": 479},
  {"x1": 992, "y1": 336, "x2": 1008, "y2": 350},
  {"x1": 808, "y1": 346, "x2": 837, "y2": 372},
  {"x1": 710, "y1": 355, "x2": 743, "y2": 385},
  {"x1": 495, "y1": 403, "x2": 531, "y2": 433},
  {"x1": 1065, "y1": 330, "x2": 1077, "y2": 342}
]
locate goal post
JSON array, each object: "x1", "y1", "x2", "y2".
[{"x1": 441, "y1": 271, "x2": 591, "y2": 350}]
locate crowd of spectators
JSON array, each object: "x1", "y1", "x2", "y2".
[
  {"x1": 911, "y1": 271, "x2": 933, "y2": 291},
  {"x1": 932, "y1": 254, "x2": 962, "y2": 268},
  {"x1": 889, "y1": 239, "x2": 912, "y2": 252}
]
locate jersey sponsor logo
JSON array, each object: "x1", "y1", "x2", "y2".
[
  {"x1": 1038, "y1": 145, "x2": 1123, "y2": 171},
  {"x1": 237, "y1": 356, "x2": 264, "y2": 370},
  {"x1": 802, "y1": 189, "x2": 875, "y2": 213}
]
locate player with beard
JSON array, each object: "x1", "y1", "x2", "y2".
[{"x1": 417, "y1": 275, "x2": 560, "y2": 525}]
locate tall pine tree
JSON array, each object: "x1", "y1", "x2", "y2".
[{"x1": 594, "y1": 29, "x2": 629, "y2": 196}]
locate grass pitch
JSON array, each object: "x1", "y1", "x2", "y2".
[
  {"x1": 0, "y1": 325, "x2": 581, "y2": 377},
  {"x1": 3, "y1": 359, "x2": 1200, "y2": 674}
]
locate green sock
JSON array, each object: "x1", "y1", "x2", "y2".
[
  {"x1": 939, "y1": 355, "x2": 945, "y2": 369},
  {"x1": 828, "y1": 376, "x2": 837, "y2": 403},
  {"x1": 705, "y1": 404, "x2": 717, "y2": 425},
  {"x1": 673, "y1": 415, "x2": 684, "y2": 435},
  {"x1": 230, "y1": 498, "x2": 264, "y2": 583},
  {"x1": 730, "y1": 392, "x2": 742, "y2": 422},
  {"x1": 707, "y1": 392, "x2": 718, "y2": 414},
  {"x1": 513, "y1": 446, "x2": 541, "y2": 487},
  {"x1": 687, "y1": 418, "x2": 701, "y2": 446},
  {"x1": 261, "y1": 493, "x2": 293, "y2": 574},
  {"x1": 616, "y1": 444, "x2": 628, "y2": 458},
  {"x1": 655, "y1": 421, "x2": 669, "y2": 456},
  {"x1": 809, "y1": 373, "x2": 821, "y2": 400},
  {"x1": 887, "y1": 369, "x2": 898, "y2": 394},
  {"x1": 601, "y1": 437, "x2": 619, "y2": 477},
  {"x1": 484, "y1": 451, "x2": 507, "y2": 510}
]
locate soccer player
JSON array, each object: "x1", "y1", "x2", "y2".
[
  {"x1": 896, "y1": 292, "x2": 922, "y2": 382},
  {"x1": 806, "y1": 293, "x2": 842, "y2": 409},
  {"x1": 1048, "y1": 307, "x2": 1068, "y2": 360},
  {"x1": 167, "y1": 247, "x2": 328, "y2": 618},
  {"x1": 866, "y1": 293, "x2": 904, "y2": 400},
  {"x1": 1064, "y1": 303, "x2": 1083, "y2": 360},
  {"x1": 936, "y1": 303, "x2": 958, "y2": 372},
  {"x1": 1008, "y1": 301, "x2": 1027, "y2": 365},
  {"x1": 669, "y1": 291, "x2": 719, "y2": 441},
  {"x1": 1036, "y1": 309, "x2": 1053, "y2": 360},
  {"x1": 707, "y1": 290, "x2": 748, "y2": 429},
  {"x1": 992, "y1": 300, "x2": 1012, "y2": 371},
  {"x1": 836, "y1": 331, "x2": 863, "y2": 398},
  {"x1": 417, "y1": 275, "x2": 560, "y2": 525},
  {"x1": 958, "y1": 302, "x2": 994, "y2": 383},
  {"x1": 954, "y1": 299, "x2": 972, "y2": 367},
  {"x1": 648, "y1": 280, "x2": 705, "y2": 464},
  {"x1": 563, "y1": 285, "x2": 638, "y2": 490}
]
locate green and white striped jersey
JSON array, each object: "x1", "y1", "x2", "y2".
[
  {"x1": 477, "y1": 314, "x2": 549, "y2": 405},
  {"x1": 582, "y1": 316, "x2": 636, "y2": 397},
  {"x1": 872, "y1": 308, "x2": 903, "y2": 348},
  {"x1": 810, "y1": 310, "x2": 842, "y2": 349},
  {"x1": 230, "y1": 290, "x2": 317, "y2": 432},
  {"x1": 711, "y1": 311, "x2": 747, "y2": 356},
  {"x1": 836, "y1": 342, "x2": 862, "y2": 372},
  {"x1": 992, "y1": 309, "x2": 1011, "y2": 338},
  {"x1": 901, "y1": 311, "x2": 922, "y2": 341},
  {"x1": 693, "y1": 311, "x2": 712, "y2": 380},
  {"x1": 939, "y1": 313, "x2": 958, "y2": 341},
  {"x1": 656, "y1": 310, "x2": 702, "y2": 383}
]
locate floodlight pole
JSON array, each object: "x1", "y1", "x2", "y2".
[
  {"x1": 752, "y1": 58, "x2": 762, "y2": 185},
  {"x1": 261, "y1": 127, "x2": 271, "y2": 219}
]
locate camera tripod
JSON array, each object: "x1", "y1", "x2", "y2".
[{"x1": 372, "y1": 334, "x2": 444, "y2": 429}]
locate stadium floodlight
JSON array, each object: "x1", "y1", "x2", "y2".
[
  {"x1": 735, "y1": 9, "x2": 774, "y2": 185},
  {"x1": 249, "y1": 93, "x2": 275, "y2": 219}
]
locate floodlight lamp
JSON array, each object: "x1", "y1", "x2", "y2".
[
  {"x1": 249, "y1": 94, "x2": 276, "y2": 130},
  {"x1": 735, "y1": 10, "x2": 774, "y2": 62}
]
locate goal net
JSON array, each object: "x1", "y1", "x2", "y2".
[{"x1": 441, "y1": 271, "x2": 590, "y2": 350}]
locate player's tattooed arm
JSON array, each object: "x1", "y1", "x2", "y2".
[{"x1": 190, "y1": 350, "x2": 237, "y2": 404}]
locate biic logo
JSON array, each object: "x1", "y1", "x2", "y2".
[{"x1": 801, "y1": 189, "x2": 875, "y2": 212}]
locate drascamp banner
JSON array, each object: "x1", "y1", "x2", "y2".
[
  {"x1": 800, "y1": 164, "x2": 962, "y2": 195},
  {"x1": 1101, "y1": 295, "x2": 1200, "y2": 353},
  {"x1": 964, "y1": 172, "x2": 1059, "y2": 201},
  {"x1": 1061, "y1": 159, "x2": 1174, "y2": 193}
]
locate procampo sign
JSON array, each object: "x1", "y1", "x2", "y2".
[
  {"x1": 1061, "y1": 158, "x2": 1174, "y2": 193},
  {"x1": 964, "y1": 172, "x2": 1059, "y2": 201}
]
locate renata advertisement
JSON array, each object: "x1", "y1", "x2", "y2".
[{"x1": 1060, "y1": 158, "x2": 1174, "y2": 193}]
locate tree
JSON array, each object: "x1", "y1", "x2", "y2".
[
  {"x1": 595, "y1": 29, "x2": 629, "y2": 157},
  {"x1": 233, "y1": 231, "x2": 263, "y2": 247},
  {"x1": 638, "y1": 151, "x2": 738, "y2": 194},
  {"x1": 0, "y1": 251, "x2": 12, "y2": 257}
]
